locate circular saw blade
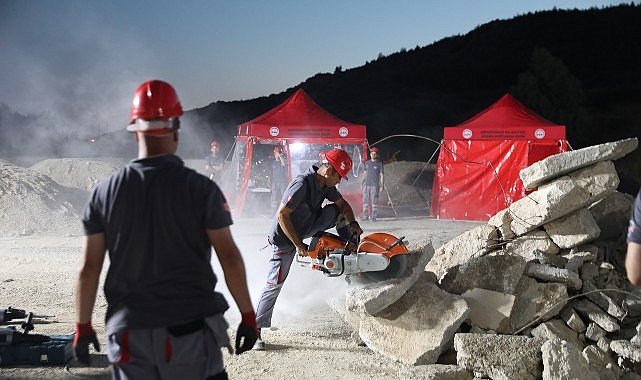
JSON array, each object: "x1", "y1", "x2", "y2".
[{"x1": 363, "y1": 254, "x2": 408, "y2": 282}]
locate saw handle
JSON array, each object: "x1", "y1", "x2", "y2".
[{"x1": 385, "y1": 236, "x2": 405, "y2": 251}]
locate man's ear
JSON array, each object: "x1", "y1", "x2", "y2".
[{"x1": 173, "y1": 132, "x2": 178, "y2": 142}]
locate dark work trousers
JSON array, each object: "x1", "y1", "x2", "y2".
[{"x1": 362, "y1": 185, "x2": 380, "y2": 220}]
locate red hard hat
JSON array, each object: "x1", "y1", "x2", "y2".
[
  {"x1": 211, "y1": 140, "x2": 219, "y2": 148},
  {"x1": 127, "y1": 80, "x2": 183, "y2": 131},
  {"x1": 274, "y1": 146, "x2": 281, "y2": 153},
  {"x1": 370, "y1": 147, "x2": 379, "y2": 153},
  {"x1": 325, "y1": 149, "x2": 352, "y2": 179}
]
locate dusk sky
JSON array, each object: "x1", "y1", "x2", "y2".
[{"x1": 0, "y1": 0, "x2": 633, "y2": 131}]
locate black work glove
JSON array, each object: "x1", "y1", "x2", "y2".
[
  {"x1": 73, "y1": 322, "x2": 101, "y2": 365},
  {"x1": 235, "y1": 311, "x2": 258, "y2": 355}
]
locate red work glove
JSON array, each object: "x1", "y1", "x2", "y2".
[
  {"x1": 235, "y1": 311, "x2": 258, "y2": 355},
  {"x1": 73, "y1": 322, "x2": 101, "y2": 365}
]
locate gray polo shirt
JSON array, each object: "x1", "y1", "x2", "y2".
[
  {"x1": 83, "y1": 154, "x2": 231, "y2": 333},
  {"x1": 268, "y1": 166, "x2": 341, "y2": 248}
]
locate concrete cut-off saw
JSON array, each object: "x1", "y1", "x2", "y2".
[{"x1": 296, "y1": 231, "x2": 410, "y2": 282}]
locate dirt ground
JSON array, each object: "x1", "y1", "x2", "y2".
[{"x1": 0, "y1": 215, "x2": 481, "y2": 379}]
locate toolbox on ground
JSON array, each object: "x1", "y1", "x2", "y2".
[{"x1": 0, "y1": 334, "x2": 74, "y2": 366}]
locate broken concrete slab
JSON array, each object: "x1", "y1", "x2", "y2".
[
  {"x1": 588, "y1": 190, "x2": 634, "y2": 240},
  {"x1": 531, "y1": 319, "x2": 582, "y2": 349},
  {"x1": 509, "y1": 277, "x2": 568, "y2": 334},
  {"x1": 487, "y1": 208, "x2": 516, "y2": 240},
  {"x1": 582, "y1": 280, "x2": 627, "y2": 321},
  {"x1": 345, "y1": 239, "x2": 434, "y2": 315},
  {"x1": 524, "y1": 262, "x2": 583, "y2": 290},
  {"x1": 610, "y1": 339, "x2": 641, "y2": 363},
  {"x1": 438, "y1": 251, "x2": 526, "y2": 295},
  {"x1": 519, "y1": 137, "x2": 638, "y2": 190},
  {"x1": 560, "y1": 307, "x2": 587, "y2": 333},
  {"x1": 461, "y1": 288, "x2": 515, "y2": 333},
  {"x1": 509, "y1": 176, "x2": 591, "y2": 236},
  {"x1": 541, "y1": 339, "x2": 600, "y2": 380},
  {"x1": 426, "y1": 224, "x2": 499, "y2": 280},
  {"x1": 454, "y1": 333, "x2": 545, "y2": 380},
  {"x1": 568, "y1": 160, "x2": 620, "y2": 204},
  {"x1": 505, "y1": 229, "x2": 559, "y2": 261},
  {"x1": 510, "y1": 160, "x2": 620, "y2": 236},
  {"x1": 359, "y1": 276, "x2": 470, "y2": 365},
  {"x1": 570, "y1": 299, "x2": 620, "y2": 333},
  {"x1": 543, "y1": 208, "x2": 601, "y2": 249}
]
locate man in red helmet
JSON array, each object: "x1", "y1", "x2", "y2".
[
  {"x1": 253, "y1": 148, "x2": 363, "y2": 350},
  {"x1": 361, "y1": 146, "x2": 385, "y2": 221},
  {"x1": 74, "y1": 80, "x2": 257, "y2": 379},
  {"x1": 205, "y1": 140, "x2": 224, "y2": 180}
]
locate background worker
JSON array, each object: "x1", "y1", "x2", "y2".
[
  {"x1": 271, "y1": 146, "x2": 288, "y2": 215},
  {"x1": 626, "y1": 188, "x2": 641, "y2": 285},
  {"x1": 361, "y1": 146, "x2": 384, "y2": 221},
  {"x1": 254, "y1": 148, "x2": 363, "y2": 350},
  {"x1": 74, "y1": 80, "x2": 257, "y2": 379},
  {"x1": 205, "y1": 139, "x2": 225, "y2": 180}
]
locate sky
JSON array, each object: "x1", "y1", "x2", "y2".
[{"x1": 0, "y1": 0, "x2": 633, "y2": 132}]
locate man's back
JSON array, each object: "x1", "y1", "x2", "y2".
[{"x1": 84, "y1": 155, "x2": 231, "y2": 331}]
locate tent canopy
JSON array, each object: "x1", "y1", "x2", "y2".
[
  {"x1": 238, "y1": 89, "x2": 366, "y2": 141},
  {"x1": 431, "y1": 93, "x2": 568, "y2": 221},
  {"x1": 230, "y1": 89, "x2": 368, "y2": 214}
]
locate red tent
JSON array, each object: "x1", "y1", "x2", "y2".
[
  {"x1": 430, "y1": 93, "x2": 569, "y2": 221},
  {"x1": 230, "y1": 89, "x2": 368, "y2": 214}
]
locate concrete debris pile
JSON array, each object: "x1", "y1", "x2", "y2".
[
  {"x1": 344, "y1": 138, "x2": 641, "y2": 379},
  {"x1": 0, "y1": 162, "x2": 87, "y2": 237}
]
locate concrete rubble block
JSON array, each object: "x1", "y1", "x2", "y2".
[
  {"x1": 582, "y1": 280, "x2": 627, "y2": 321},
  {"x1": 560, "y1": 307, "x2": 587, "y2": 333},
  {"x1": 570, "y1": 299, "x2": 620, "y2": 333},
  {"x1": 585, "y1": 322, "x2": 607, "y2": 342},
  {"x1": 426, "y1": 224, "x2": 499, "y2": 280},
  {"x1": 541, "y1": 339, "x2": 600, "y2": 380},
  {"x1": 487, "y1": 208, "x2": 516, "y2": 240},
  {"x1": 439, "y1": 251, "x2": 526, "y2": 295},
  {"x1": 568, "y1": 160, "x2": 620, "y2": 204},
  {"x1": 524, "y1": 262, "x2": 583, "y2": 291},
  {"x1": 588, "y1": 190, "x2": 634, "y2": 240},
  {"x1": 610, "y1": 340, "x2": 641, "y2": 363},
  {"x1": 582, "y1": 345, "x2": 623, "y2": 380},
  {"x1": 461, "y1": 288, "x2": 515, "y2": 333},
  {"x1": 531, "y1": 319, "x2": 582, "y2": 350},
  {"x1": 597, "y1": 336, "x2": 611, "y2": 353},
  {"x1": 580, "y1": 262, "x2": 600, "y2": 281},
  {"x1": 519, "y1": 137, "x2": 638, "y2": 190},
  {"x1": 398, "y1": 364, "x2": 474, "y2": 380},
  {"x1": 359, "y1": 276, "x2": 470, "y2": 365},
  {"x1": 454, "y1": 333, "x2": 545, "y2": 380},
  {"x1": 345, "y1": 240, "x2": 434, "y2": 315},
  {"x1": 564, "y1": 256, "x2": 584, "y2": 273},
  {"x1": 505, "y1": 229, "x2": 560, "y2": 262},
  {"x1": 509, "y1": 276, "x2": 568, "y2": 334},
  {"x1": 509, "y1": 177, "x2": 591, "y2": 236},
  {"x1": 543, "y1": 208, "x2": 602, "y2": 249}
]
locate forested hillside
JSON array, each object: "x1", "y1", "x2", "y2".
[
  {"x1": 1, "y1": 4, "x2": 640, "y2": 179},
  {"x1": 185, "y1": 4, "x2": 640, "y2": 179}
]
